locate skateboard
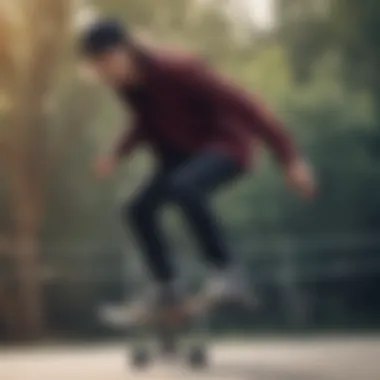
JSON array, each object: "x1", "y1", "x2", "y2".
[
  {"x1": 100, "y1": 290, "x2": 257, "y2": 370},
  {"x1": 99, "y1": 293, "x2": 213, "y2": 370},
  {"x1": 122, "y1": 292, "x2": 215, "y2": 326}
]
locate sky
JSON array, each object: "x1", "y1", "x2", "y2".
[
  {"x1": 216, "y1": 0, "x2": 276, "y2": 30},
  {"x1": 248, "y1": 0, "x2": 275, "y2": 29},
  {"x1": 75, "y1": 0, "x2": 277, "y2": 32}
]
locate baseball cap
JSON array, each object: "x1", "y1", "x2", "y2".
[{"x1": 79, "y1": 18, "x2": 130, "y2": 57}]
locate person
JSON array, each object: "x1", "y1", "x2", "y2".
[{"x1": 79, "y1": 18, "x2": 315, "y2": 310}]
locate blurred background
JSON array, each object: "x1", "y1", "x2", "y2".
[{"x1": 0, "y1": 0, "x2": 380, "y2": 344}]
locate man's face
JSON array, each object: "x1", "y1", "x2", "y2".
[{"x1": 89, "y1": 46, "x2": 133, "y2": 86}]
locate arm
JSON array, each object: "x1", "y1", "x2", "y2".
[
  {"x1": 171, "y1": 59, "x2": 315, "y2": 198},
  {"x1": 112, "y1": 124, "x2": 144, "y2": 160},
  {"x1": 174, "y1": 59, "x2": 298, "y2": 166},
  {"x1": 94, "y1": 124, "x2": 143, "y2": 180}
]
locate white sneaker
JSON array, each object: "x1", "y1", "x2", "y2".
[
  {"x1": 98, "y1": 282, "x2": 185, "y2": 327},
  {"x1": 98, "y1": 303, "x2": 131, "y2": 327},
  {"x1": 203, "y1": 267, "x2": 255, "y2": 307}
]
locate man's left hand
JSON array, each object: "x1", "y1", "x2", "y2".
[{"x1": 285, "y1": 158, "x2": 316, "y2": 199}]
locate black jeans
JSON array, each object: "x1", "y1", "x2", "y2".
[{"x1": 122, "y1": 150, "x2": 241, "y2": 284}]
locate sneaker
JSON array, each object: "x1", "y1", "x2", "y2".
[
  {"x1": 202, "y1": 266, "x2": 256, "y2": 308},
  {"x1": 98, "y1": 282, "x2": 185, "y2": 327}
]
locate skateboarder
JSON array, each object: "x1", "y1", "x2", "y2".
[{"x1": 79, "y1": 19, "x2": 315, "y2": 309}]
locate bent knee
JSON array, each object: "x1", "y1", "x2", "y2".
[
  {"x1": 168, "y1": 175, "x2": 198, "y2": 200},
  {"x1": 122, "y1": 197, "x2": 148, "y2": 224},
  {"x1": 122, "y1": 194, "x2": 163, "y2": 225}
]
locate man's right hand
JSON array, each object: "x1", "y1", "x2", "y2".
[{"x1": 93, "y1": 156, "x2": 117, "y2": 180}]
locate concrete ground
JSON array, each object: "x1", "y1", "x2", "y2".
[{"x1": 1, "y1": 336, "x2": 379, "y2": 380}]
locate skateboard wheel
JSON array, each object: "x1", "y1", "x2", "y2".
[
  {"x1": 159, "y1": 335, "x2": 178, "y2": 357},
  {"x1": 130, "y1": 347, "x2": 150, "y2": 369},
  {"x1": 187, "y1": 345, "x2": 208, "y2": 369}
]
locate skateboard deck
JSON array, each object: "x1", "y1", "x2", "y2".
[
  {"x1": 123, "y1": 293, "x2": 214, "y2": 327},
  {"x1": 100, "y1": 292, "x2": 257, "y2": 328}
]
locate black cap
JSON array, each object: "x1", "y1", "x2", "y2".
[{"x1": 79, "y1": 18, "x2": 130, "y2": 57}]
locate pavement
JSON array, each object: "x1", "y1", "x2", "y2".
[{"x1": 1, "y1": 336, "x2": 379, "y2": 380}]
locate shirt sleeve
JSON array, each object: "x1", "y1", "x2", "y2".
[
  {"x1": 113, "y1": 124, "x2": 144, "y2": 159},
  {"x1": 173, "y1": 59, "x2": 299, "y2": 166}
]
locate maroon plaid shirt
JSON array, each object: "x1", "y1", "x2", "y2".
[{"x1": 114, "y1": 47, "x2": 298, "y2": 168}]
